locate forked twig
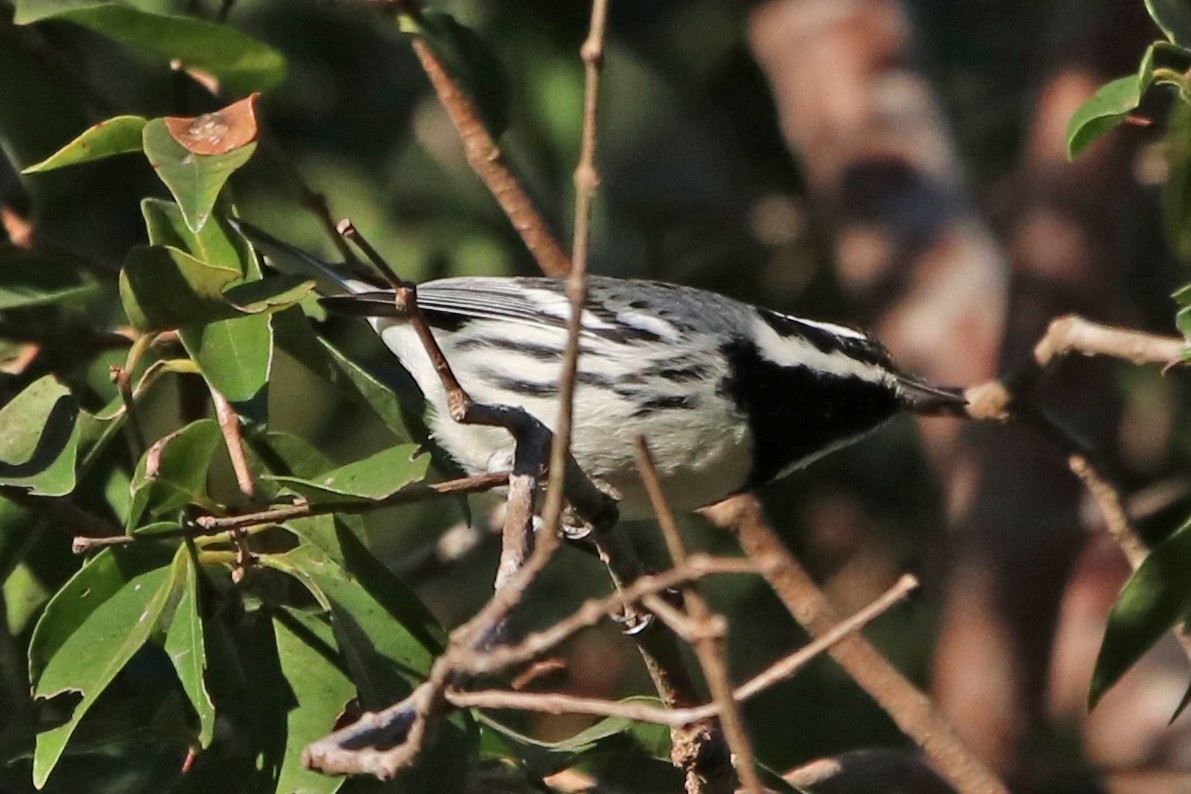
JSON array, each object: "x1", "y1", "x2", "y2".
[
  {"x1": 701, "y1": 494, "x2": 1009, "y2": 794},
  {"x1": 637, "y1": 437, "x2": 757, "y2": 794}
]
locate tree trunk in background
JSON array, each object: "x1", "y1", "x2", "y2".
[{"x1": 748, "y1": 0, "x2": 1169, "y2": 779}]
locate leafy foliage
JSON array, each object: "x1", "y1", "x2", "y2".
[{"x1": 1070, "y1": 0, "x2": 1191, "y2": 708}]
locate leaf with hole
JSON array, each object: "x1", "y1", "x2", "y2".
[
  {"x1": 27, "y1": 542, "x2": 179, "y2": 788},
  {"x1": 21, "y1": 115, "x2": 146, "y2": 173},
  {"x1": 0, "y1": 375, "x2": 82, "y2": 497},
  {"x1": 1090, "y1": 517, "x2": 1191, "y2": 710}
]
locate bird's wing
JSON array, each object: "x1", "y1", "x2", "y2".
[{"x1": 413, "y1": 277, "x2": 576, "y2": 327}]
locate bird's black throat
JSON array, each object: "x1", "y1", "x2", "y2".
[{"x1": 718, "y1": 337, "x2": 901, "y2": 488}]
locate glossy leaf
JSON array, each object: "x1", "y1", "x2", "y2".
[
  {"x1": 0, "y1": 246, "x2": 97, "y2": 310},
  {"x1": 141, "y1": 199, "x2": 250, "y2": 274},
  {"x1": 163, "y1": 549, "x2": 215, "y2": 748},
  {"x1": 142, "y1": 118, "x2": 256, "y2": 233},
  {"x1": 272, "y1": 308, "x2": 426, "y2": 444},
  {"x1": 265, "y1": 541, "x2": 440, "y2": 682},
  {"x1": 272, "y1": 609, "x2": 351, "y2": 794},
  {"x1": 15, "y1": 4, "x2": 286, "y2": 97},
  {"x1": 1090, "y1": 518, "x2": 1191, "y2": 708},
  {"x1": 119, "y1": 245, "x2": 240, "y2": 330},
  {"x1": 21, "y1": 115, "x2": 146, "y2": 173},
  {"x1": 119, "y1": 245, "x2": 310, "y2": 331},
  {"x1": 180, "y1": 315, "x2": 273, "y2": 403},
  {"x1": 266, "y1": 444, "x2": 430, "y2": 504},
  {"x1": 1066, "y1": 77, "x2": 1145, "y2": 159},
  {"x1": 0, "y1": 375, "x2": 82, "y2": 497},
  {"x1": 28, "y1": 543, "x2": 178, "y2": 788},
  {"x1": 127, "y1": 419, "x2": 223, "y2": 529},
  {"x1": 1147, "y1": 0, "x2": 1191, "y2": 46},
  {"x1": 1165, "y1": 101, "x2": 1191, "y2": 263}
]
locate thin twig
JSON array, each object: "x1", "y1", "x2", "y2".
[
  {"x1": 637, "y1": 437, "x2": 756, "y2": 794},
  {"x1": 71, "y1": 472, "x2": 509, "y2": 553},
  {"x1": 210, "y1": 387, "x2": 256, "y2": 580},
  {"x1": 466, "y1": 555, "x2": 758, "y2": 675},
  {"x1": 1034, "y1": 315, "x2": 1183, "y2": 368},
  {"x1": 448, "y1": 573, "x2": 918, "y2": 727},
  {"x1": 701, "y1": 494, "x2": 1009, "y2": 794}
]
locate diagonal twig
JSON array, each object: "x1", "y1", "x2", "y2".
[{"x1": 636, "y1": 437, "x2": 756, "y2": 794}]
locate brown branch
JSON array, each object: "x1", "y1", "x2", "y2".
[
  {"x1": 447, "y1": 572, "x2": 918, "y2": 727},
  {"x1": 636, "y1": 437, "x2": 755, "y2": 794},
  {"x1": 701, "y1": 494, "x2": 1009, "y2": 794},
  {"x1": 71, "y1": 472, "x2": 508, "y2": 553},
  {"x1": 407, "y1": 37, "x2": 571, "y2": 277},
  {"x1": 1033, "y1": 315, "x2": 1183, "y2": 368},
  {"x1": 466, "y1": 555, "x2": 758, "y2": 675},
  {"x1": 211, "y1": 388, "x2": 255, "y2": 500}
]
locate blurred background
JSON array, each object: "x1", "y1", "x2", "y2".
[{"x1": 5, "y1": 0, "x2": 1191, "y2": 790}]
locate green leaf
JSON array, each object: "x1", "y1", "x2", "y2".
[
  {"x1": 141, "y1": 198, "x2": 250, "y2": 274},
  {"x1": 27, "y1": 543, "x2": 179, "y2": 788},
  {"x1": 119, "y1": 245, "x2": 309, "y2": 331},
  {"x1": 264, "y1": 540, "x2": 441, "y2": 683},
  {"x1": 163, "y1": 549, "x2": 215, "y2": 749},
  {"x1": 180, "y1": 315, "x2": 273, "y2": 404},
  {"x1": 1066, "y1": 76, "x2": 1146, "y2": 160},
  {"x1": 400, "y1": 12, "x2": 510, "y2": 137},
  {"x1": 0, "y1": 375, "x2": 82, "y2": 497},
  {"x1": 21, "y1": 115, "x2": 145, "y2": 173},
  {"x1": 272, "y1": 308, "x2": 427, "y2": 444},
  {"x1": 476, "y1": 699, "x2": 671, "y2": 778},
  {"x1": 16, "y1": 3, "x2": 286, "y2": 96},
  {"x1": 1164, "y1": 100, "x2": 1191, "y2": 262},
  {"x1": 1090, "y1": 518, "x2": 1191, "y2": 709},
  {"x1": 272, "y1": 609, "x2": 351, "y2": 794},
  {"x1": 119, "y1": 245, "x2": 240, "y2": 331},
  {"x1": 1147, "y1": 0, "x2": 1191, "y2": 47},
  {"x1": 142, "y1": 118, "x2": 256, "y2": 234},
  {"x1": 266, "y1": 444, "x2": 430, "y2": 504},
  {"x1": 127, "y1": 419, "x2": 223, "y2": 529},
  {"x1": 0, "y1": 246, "x2": 97, "y2": 310}
]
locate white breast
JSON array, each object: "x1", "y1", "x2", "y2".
[{"x1": 375, "y1": 320, "x2": 753, "y2": 520}]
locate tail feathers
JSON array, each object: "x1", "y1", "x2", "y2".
[{"x1": 229, "y1": 219, "x2": 379, "y2": 296}]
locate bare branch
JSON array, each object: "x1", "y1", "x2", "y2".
[
  {"x1": 1034, "y1": 315, "x2": 1183, "y2": 368},
  {"x1": 70, "y1": 472, "x2": 509, "y2": 553},
  {"x1": 701, "y1": 494, "x2": 1009, "y2": 794},
  {"x1": 637, "y1": 437, "x2": 757, "y2": 794},
  {"x1": 449, "y1": 572, "x2": 918, "y2": 727},
  {"x1": 406, "y1": 37, "x2": 570, "y2": 277}
]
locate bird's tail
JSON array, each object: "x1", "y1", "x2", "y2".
[{"x1": 229, "y1": 219, "x2": 379, "y2": 296}]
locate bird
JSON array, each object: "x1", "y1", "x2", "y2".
[{"x1": 239, "y1": 222, "x2": 966, "y2": 521}]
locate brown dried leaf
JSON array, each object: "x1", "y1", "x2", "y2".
[{"x1": 163, "y1": 93, "x2": 259, "y2": 155}]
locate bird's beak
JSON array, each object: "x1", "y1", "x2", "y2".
[{"x1": 897, "y1": 378, "x2": 968, "y2": 416}]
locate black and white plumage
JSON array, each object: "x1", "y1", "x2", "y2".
[{"x1": 245, "y1": 224, "x2": 964, "y2": 520}]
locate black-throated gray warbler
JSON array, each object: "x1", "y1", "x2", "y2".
[{"x1": 244, "y1": 224, "x2": 965, "y2": 520}]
